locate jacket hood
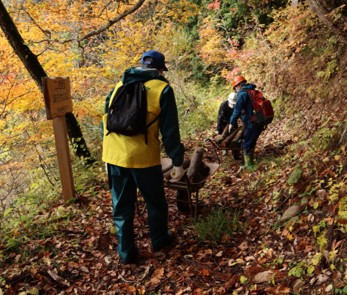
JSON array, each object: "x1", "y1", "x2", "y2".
[
  {"x1": 122, "y1": 67, "x2": 167, "y2": 86},
  {"x1": 240, "y1": 83, "x2": 256, "y2": 91}
]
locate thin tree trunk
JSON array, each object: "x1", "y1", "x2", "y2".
[{"x1": 0, "y1": 0, "x2": 95, "y2": 165}]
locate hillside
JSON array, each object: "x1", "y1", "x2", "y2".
[{"x1": 1, "y1": 110, "x2": 346, "y2": 294}]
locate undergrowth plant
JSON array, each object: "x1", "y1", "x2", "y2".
[
  {"x1": 193, "y1": 207, "x2": 240, "y2": 242},
  {"x1": 0, "y1": 158, "x2": 104, "y2": 264}
]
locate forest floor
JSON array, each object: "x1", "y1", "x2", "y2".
[{"x1": 2, "y1": 120, "x2": 346, "y2": 295}]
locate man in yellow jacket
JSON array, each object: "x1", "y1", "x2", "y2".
[{"x1": 102, "y1": 50, "x2": 185, "y2": 264}]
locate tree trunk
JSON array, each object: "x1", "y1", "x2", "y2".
[
  {"x1": 65, "y1": 113, "x2": 95, "y2": 165},
  {"x1": 0, "y1": 1, "x2": 95, "y2": 165},
  {"x1": 306, "y1": 0, "x2": 347, "y2": 44}
]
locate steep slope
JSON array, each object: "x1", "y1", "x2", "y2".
[{"x1": 1, "y1": 112, "x2": 345, "y2": 294}]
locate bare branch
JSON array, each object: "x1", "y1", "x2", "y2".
[{"x1": 63, "y1": 0, "x2": 146, "y2": 44}]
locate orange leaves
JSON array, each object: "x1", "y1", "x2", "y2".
[
  {"x1": 281, "y1": 228, "x2": 294, "y2": 241},
  {"x1": 207, "y1": 0, "x2": 221, "y2": 11},
  {"x1": 149, "y1": 267, "x2": 164, "y2": 285},
  {"x1": 200, "y1": 268, "x2": 210, "y2": 276}
]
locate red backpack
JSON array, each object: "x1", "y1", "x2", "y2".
[{"x1": 247, "y1": 89, "x2": 274, "y2": 128}]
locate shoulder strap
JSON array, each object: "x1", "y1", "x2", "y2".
[
  {"x1": 108, "y1": 81, "x2": 124, "y2": 108},
  {"x1": 245, "y1": 89, "x2": 255, "y2": 110},
  {"x1": 142, "y1": 79, "x2": 167, "y2": 144}
]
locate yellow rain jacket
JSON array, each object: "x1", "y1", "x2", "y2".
[{"x1": 102, "y1": 79, "x2": 168, "y2": 168}]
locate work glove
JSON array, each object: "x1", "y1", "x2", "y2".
[
  {"x1": 170, "y1": 166, "x2": 185, "y2": 182},
  {"x1": 228, "y1": 124, "x2": 235, "y2": 133},
  {"x1": 105, "y1": 163, "x2": 108, "y2": 174}
]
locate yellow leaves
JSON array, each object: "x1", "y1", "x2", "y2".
[
  {"x1": 154, "y1": 0, "x2": 198, "y2": 24},
  {"x1": 334, "y1": 154, "x2": 341, "y2": 161},
  {"x1": 328, "y1": 181, "x2": 345, "y2": 204},
  {"x1": 311, "y1": 252, "x2": 322, "y2": 266},
  {"x1": 326, "y1": 239, "x2": 342, "y2": 262},
  {"x1": 317, "y1": 230, "x2": 328, "y2": 252},
  {"x1": 197, "y1": 17, "x2": 230, "y2": 67},
  {"x1": 17, "y1": 287, "x2": 39, "y2": 295},
  {"x1": 281, "y1": 228, "x2": 293, "y2": 241},
  {"x1": 240, "y1": 275, "x2": 248, "y2": 284},
  {"x1": 338, "y1": 197, "x2": 347, "y2": 219}
]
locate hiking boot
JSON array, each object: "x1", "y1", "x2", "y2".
[
  {"x1": 239, "y1": 154, "x2": 255, "y2": 172},
  {"x1": 119, "y1": 249, "x2": 143, "y2": 265},
  {"x1": 152, "y1": 230, "x2": 176, "y2": 252},
  {"x1": 244, "y1": 154, "x2": 252, "y2": 166}
]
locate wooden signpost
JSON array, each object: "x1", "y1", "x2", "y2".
[{"x1": 43, "y1": 77, "x2": 75, "y2": 202}]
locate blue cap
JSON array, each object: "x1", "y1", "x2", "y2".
[{"x1": 141, "y1": 50, "x2": 168, "y2": 71}]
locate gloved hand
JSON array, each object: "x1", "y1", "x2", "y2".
[
  {"x1": 228, "y1": 124, "x2": 235, "y2": 133},
  {"x1": 170, "y1": 166, "x2": 185, "y2": 182}
]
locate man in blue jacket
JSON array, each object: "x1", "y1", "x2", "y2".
[
  {"x1": 229, "y1": 76, "x2": 264, "y2": 170},
  {"x1": 102, "y1": 50, "x2": 185, "y2": 264}
]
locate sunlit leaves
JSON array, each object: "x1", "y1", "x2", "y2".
[
  {"x1": 288, "y1": 261, "x2": 306, "y2": 278},
  {"x1": 196, "y1": 16, "x2": 232, "y2": 72}
]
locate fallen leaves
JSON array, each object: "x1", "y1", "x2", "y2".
[
  {"x1": 2, "y1": 128, "x2": 346, "y2": 295},
  {"x1": 253, "y1": 270, "x2": 274, "y2": 283},
  {"x1": 149, "y1": 267, "x2": 164, "y2": 285},
  {"x1": 279, "y1": 204, "x2": 303, "y2": 221},
  {"x1": 47, "y1": 269, "x2": 70, "y2": 287}
]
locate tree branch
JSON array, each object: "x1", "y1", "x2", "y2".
[
  {"x1": 306, "y1": 0, "x2": 347, "y2": 44},
  {"x1": 63, "y1": 0, "x2": 146, "y2": 43}
]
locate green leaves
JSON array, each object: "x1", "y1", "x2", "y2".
[
  {"x1": 288, "y1": 261, "x2": 306, "y2": 278},
  {"x1": 288, "y1": 165, "x2": 302, "y2": 185}
]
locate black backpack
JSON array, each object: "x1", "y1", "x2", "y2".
[{"x1": 106, "y1": 81, "x2": 158, "y2": 143}]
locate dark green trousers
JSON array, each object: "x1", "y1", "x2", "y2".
[{"x1": 109, "y1": 164, "x2": 168, "y2": 262}]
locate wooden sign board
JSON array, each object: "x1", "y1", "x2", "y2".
[{"x1": 43, "y1": 77, "x2": 73, "y2": 119}]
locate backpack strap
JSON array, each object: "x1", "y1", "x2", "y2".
[
  {"x1": 106, "y1": 84, "x2": 125, "y2": 136},
  {"x1": 245, "y1": 89, "x2": 256, "y2": 111},
  {"x1": 142, "y1": 79, "x2": 168, "y2": 144},
  {"x1": 107, "y1": 81, "x2": 123, "y2": 110}
]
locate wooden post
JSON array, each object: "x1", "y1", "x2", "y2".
[
  {"x1": 42, "y1": 77, "x2": 75, "y2": 202},
  {"x1": 53, "y1": 116, "x2": 75, "y2": 202}
]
